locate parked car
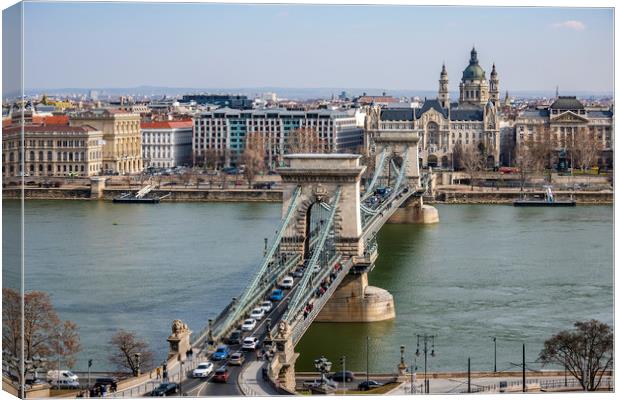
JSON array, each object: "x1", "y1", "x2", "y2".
[
  {"x1": 242, "y1": 337, "x2": 259, "y2": 351},
  {"x1": 241, "y1": 318, "x2": 256, "y2": 331},
  {"x1": 250, "y1": 307, "x2": 265, "y2": 320},
  {"x1": 212, "y1": 367, "x2": 229, "y2": 383},
  {"x1": 329, "y1": 371, "x2": 355, "y2": 382},
  {"x1": 229, "y1": 352, "x2": 245, "y2": 366},
  {"x1": 279, "y1": 276, "x2": 294, "y2": 289},
  {"x1": 270, "y1": 289, "x2": 284, "y2": 302},
  {"x1": 192, "y1": 362, "x2": 214, "y2": 378},
  {"x1": 151, "y1": 383, "x2": 179, "y2": 396},
  {"x1": 226, "y1": 330, "x2": 243, "y2": 345},
  {"x1": 358, "y1": 380, "x2": 382, "y2": 391},
  {"x1": 260, "y1": 300, "x2": 273, "y2": 313},
  {"x1": 211, "y1": 345, "x2": 230, "y2": 361},
  {"x1": 94, "y1": 377, "x2": 118, "y2": 392}
]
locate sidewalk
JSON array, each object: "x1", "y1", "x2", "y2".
[
  {"x1": 106, "y1": 350, "x2": 204, "y2": 397},
  {"x1": 238, "y1": 361, "x2": 280, "y2": 396}
]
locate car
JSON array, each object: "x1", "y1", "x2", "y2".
[
  {"x1": 292, "y1": 268, "x2": 304, "y2": 278},
  {"x1": 211, "y1": 345, "x2": 230, "y2": 361},
  {"x1": 212, "y1": 367, "x2": 229, "y2": 383},
  {"x1": 229, "y1": 352, "x2": 245, "y2": 366},
  {"x1": 260, "y1": 300, "x2": 273, "y2": 313},
  {"x1": 279, "y1": 276, "x2": 294, "y2": 289},
  {"x1": 241, "y1": 318, "x2": 256, "y2": 331},
  {"x1": 242, "y1": 336, "x2": 259, "y2": 350},
  {"x1": 250, "y1": 307, "x2": 265, "y2": 320},
  {"x1": 151, "y1": 383, "x2": 179, "y2": 396},
  {"x1": 270, "y1": 289, "x2": 284, "y2": 302},
  {"x1": 358, "y1": 380, "x2": 382, "y2": 391},
  {"x1": 94, "y1": 377, "x2": 118, "y2": 392},
  {"x1": 192, "y1": 362, "x2": 214, "y2": 378},
  {"x1": 226, "y1": 330, "x2": 243, "y2": 345},
  {"x1": 329, "y1": 370, "x2": 355, "y2": 382}
]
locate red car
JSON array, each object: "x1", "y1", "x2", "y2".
[
  {"x1": 213, "y1": 367, "x2": 229, "y2": 383},
  {"x1": 499, "y1": 167, "x2": 520, "y2": 174}
]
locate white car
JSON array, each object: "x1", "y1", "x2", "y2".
[
  {"x1": 279, "y1": 276, "x2": 294, "y2": 289},
  {"x1": 250, "y1": 307, "x2": 265, "y2": 321},
  {"x1": 192, "y1": 362, "x2": 214, "y2": 378},
  {"x1": 242, "y1": 337, "x2": 259, "y2": 350},
  {"x1": 260, "y1": 300, "x2": 273, "y2": 313},
  {"x1": 241, "y1": 318, "x2": 256, "y2": 331}
]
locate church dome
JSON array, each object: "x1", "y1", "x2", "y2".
[{"x1": 462, "y1": 47, "x2": 486, "y2": 81}]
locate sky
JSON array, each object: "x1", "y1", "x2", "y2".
[{"x1": 3, "y1": 2, "x2": 615, "y2": 94}]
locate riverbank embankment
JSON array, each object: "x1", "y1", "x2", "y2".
[{"x1": 432, "y1": 189, "x2": 613, "y2": 204}]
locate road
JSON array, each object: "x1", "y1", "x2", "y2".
[{"x1": 176, "y1": 273, "x2": 305, "y2": 396}]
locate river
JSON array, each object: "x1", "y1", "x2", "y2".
[{"x1": 2, "y1": 200, "x2": 613, "y2": 374}]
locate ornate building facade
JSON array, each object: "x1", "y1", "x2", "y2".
[
  {"x1": 374, "y1": 47, "x2": 500, "y2": 168},
  {"x1": 70, "y1": 109, "x2": 143, "y2": 174},
  {"x1": 514, "y1": 96, "x2": 614, "y2": 168}
]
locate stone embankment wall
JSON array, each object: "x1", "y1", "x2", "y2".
[
  {"x1": 2, "y1": 187, "x2": 91, "y2": 200},
  {"x1": 3, "y1": 187, "x2": 283, "y2": 202},
  {"x1": 102, "y1": 188, "x2": 282, "y2": 202},
  {"x1": 434, "y1": 190, "x2": 613, "y2": 204}
]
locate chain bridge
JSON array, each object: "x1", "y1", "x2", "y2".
[{"x1": 191, "y1": 130, "x2": 438, "y2": 393}]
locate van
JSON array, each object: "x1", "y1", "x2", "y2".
[{"x1": 46, "y1": 370, "x2": 79, "y2": 383}]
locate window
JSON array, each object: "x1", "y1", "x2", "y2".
[
  {"x1": 29, "y1": 151, "x2": 35, "y2": 161},
  {"x1": 47, "y1": 151, "x2": 52, "y2": 161}
]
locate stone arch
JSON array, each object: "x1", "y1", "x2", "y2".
[
  {"x1": 427, "y1": 121, "x2": 440, "y2": 147},
  {"x1": 427, "y1": 154, "x2": 439, "y2": 168},
  {"x1": 441, "y1": 155, "x2": 449, "y2": 167}
]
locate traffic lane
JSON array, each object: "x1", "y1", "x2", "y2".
[
  {"x1": 198, "y1": 270, "x2": 308, "y2": 396},
  {"x1": 199, "y1": 279, "x2": 303, "y2": 396}
]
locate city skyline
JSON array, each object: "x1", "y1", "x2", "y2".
[{"x1": 3, "y1": 3, "x2": 614, "y2": 96}]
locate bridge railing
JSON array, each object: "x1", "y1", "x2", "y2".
[
  {"x1": 198, "y1": 186, "x2": 303, "y2": 344},
  {"x1": 282, "y1": 186, "x2": 342, "y2": 323},
  {"x1": 361, "y1": 148, "x2": 387, "y2": 201},
  {"x1": 289, "y1": 257, "x2": 353, "y2": 344}
]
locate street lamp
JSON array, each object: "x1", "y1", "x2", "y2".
[
  {"x1": 313, "y1": 356, "x2": 332, "y2": 392},
  {"x1": 416, "y1": 334, "x2": 436, "y2": 394},
  {"x1": 133, "y1": 353, "x2": 141, "y2": 377},
  {"x1": 489, "y1": 336, "x2": 497, "y2": 373}
]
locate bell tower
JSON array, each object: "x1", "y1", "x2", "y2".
[
  {"x1": 438, "y1": 63, "x2": 450, "y2": 109},
  {"x1": 489, "y1": 63, "x2": 500, "y2": 103}
]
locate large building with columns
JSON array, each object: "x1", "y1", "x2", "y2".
[
  {"x1": 514, "y1": 96, "x2": 614, "y2": 168},
  {"x1": 2, "y1": 124, "x2": 103, "y2": 177},
  {"x1": 69, "y1": 109, "x2": 143, "y2": 174},
  {"x1": 371, "y1": 47, "x2": 501, "y2": 168}
]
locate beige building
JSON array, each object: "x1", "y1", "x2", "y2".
[
  {"x1": 369, "y1": 47, "x2": 501, "y2": 168},
  {"x1": 514, "y1": 96, "x2": 614, "y2": 168},
  {"x1": 2, "y1": 124, "x2": 103, "y2": 177},
  {"x1": 70, "y1": 109, "x2": 143, "y2": 174}
]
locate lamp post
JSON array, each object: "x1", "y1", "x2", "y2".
[
  {"x1": 366, "y1": 336, "x2": 370, "y2": 384},
  {"x1": 340, "y1": 356, "x2": 346, "y2": 395},
  {"x1": 133, "y1": 353, "x2": 141, "y2": 377},
  {"x1": 416, "y1": 334, "x2": 436, "y2": 394},
  {"x1": 489, "y1": 336, "x2": 497, "y2": 373},
  {"x1": 313, "y1": 356, "x2": 332, "y2": 393},
  {"x1": 179, "y1": 360, "x2": 185, "y2": 395},
  {"x1": 88, "y1": 359, "x2": 93, "y2": 389}
]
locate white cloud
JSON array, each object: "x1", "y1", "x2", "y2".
[{"x1": 552, "y1": 20, "x2": 586, "y2": 31}]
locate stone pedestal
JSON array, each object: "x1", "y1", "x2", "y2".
[
  {"x1": 388, "y1": 200, "x2": 439, "y2": 224},
  {"x1": 315, "y1": 273, "x2": 395, "y2": 322},
  {"x1": 90, "y1": 177, "x2": 107, "y2": 199},
  {"x1": 270, "y1": 322, "x2": 298, "y2": 393},
  {"x1": 167, "y1": 320, "x2": 192, "y2": 361}
]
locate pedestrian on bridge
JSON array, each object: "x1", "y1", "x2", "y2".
[{"x1": 156, "y1": 367, "x2": 161, "y2": 380}]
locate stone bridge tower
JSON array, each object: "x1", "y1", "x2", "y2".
[
  {"x1": 278, "y1": 154, "x2": 366, "y2": 258},
  {"x1": 373, "y1": 129, "x2": 439, "y2": 224}
]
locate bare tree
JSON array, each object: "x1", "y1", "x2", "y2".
[
  {"x1": 180, "y1": 171, "x2": 192, "y2": 188},
  {"x1": 204, "y1": 149, "x2": 219, "y2": 170},
  {"x1": 2, "y1": 288, "x2": 81, "y2": 385},
  {"x1": 108, "y1": 330, "x2": 154, "y2": 376},
  {"x1": 539, "y1": 320, "x2": 613, "y2": 391},
  {"x1": 527, "y1": 125, "x2": 557, "y2": 182},
  {"x1": 461, "y1": 146, "x2": 484, "y2": 190},
  {"x1": 569, "y1": 127, "x2": 602, "y2": 172},
  {"x1": 514, "y1": 143, "x2": 536, "y2": 192},
  {"x1": 242, "y1": 132, "x2": 266, "y2": 188},
  {"x1": 286, "y1": 128, "x2": 325, "y2": 154},
  {"x1": 452, "y1": 142, "x2": 464, "y2": 170}
]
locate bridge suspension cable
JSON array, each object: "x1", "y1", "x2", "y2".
[
  {"x1": 362, "y1": 148, "x2": 387, "y2": 200},
  {"x1": 213, "y1": 185, "x2": 302, "y2": 338},
  {"x1": 282, "y1": 186, "x2": 342, "y2": 323}
]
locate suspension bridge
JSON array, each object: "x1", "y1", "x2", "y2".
[{"x1": 187, "y1": 130, "x2": 438, "y2": 394}]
